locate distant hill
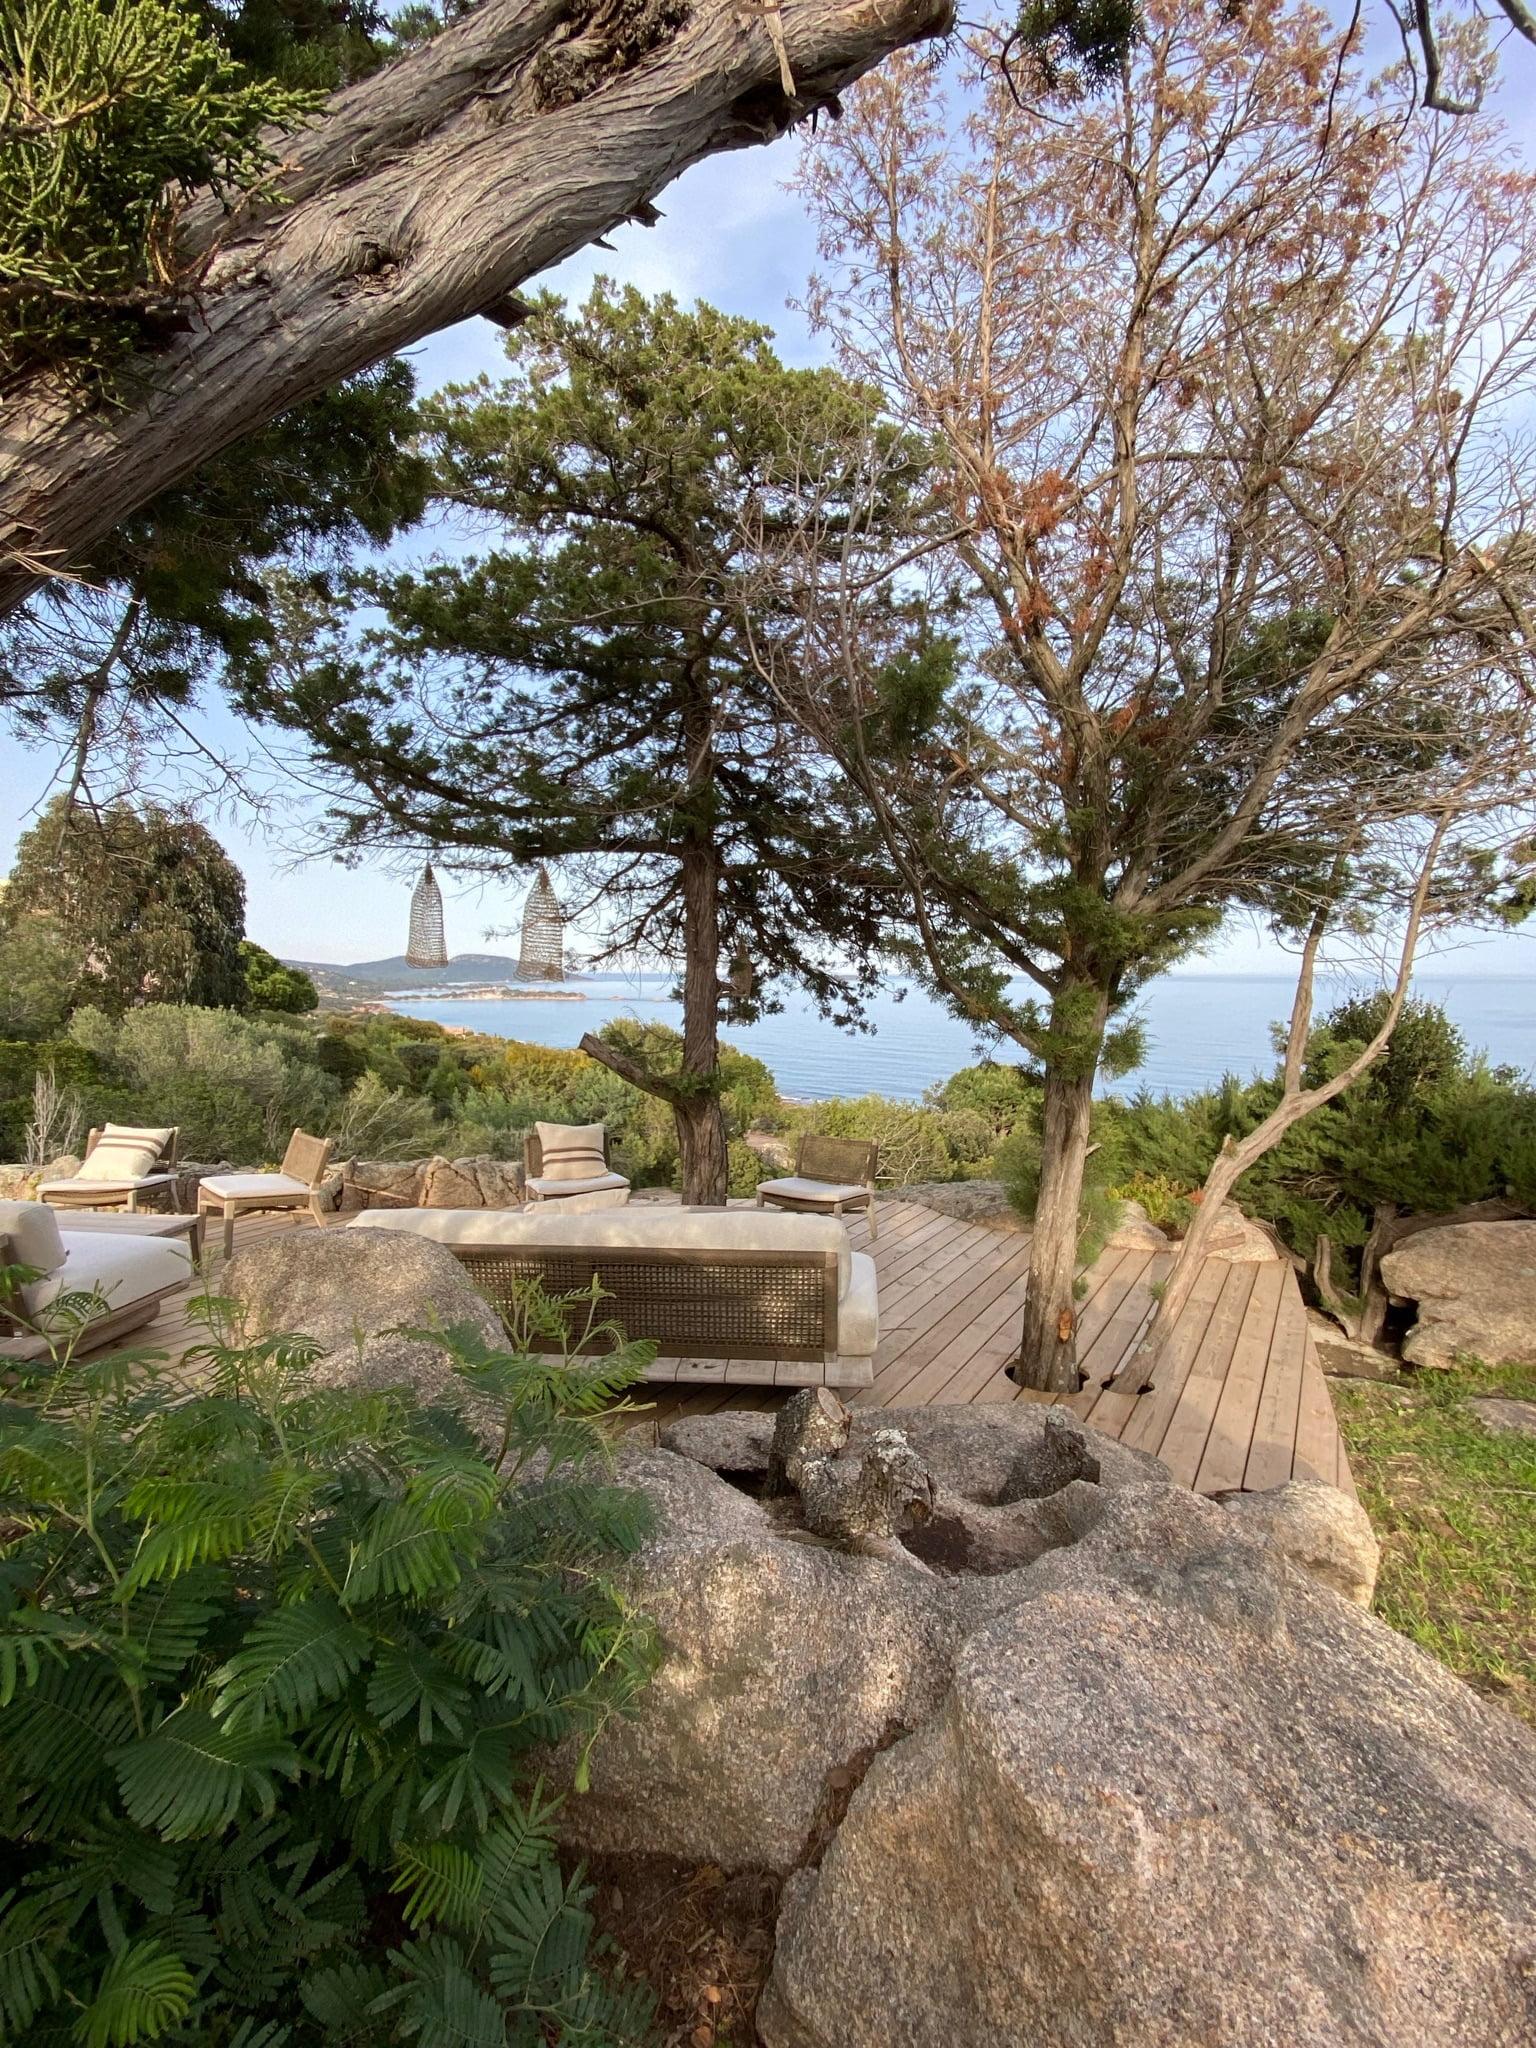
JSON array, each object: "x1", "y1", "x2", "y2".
[{"x1": 284, "y1": 952, "x2": 526, "y2": 1002}]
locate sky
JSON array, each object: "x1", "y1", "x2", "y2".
[{"x1": 3, "y1": 9, "x2": 1535, "y2": 980}]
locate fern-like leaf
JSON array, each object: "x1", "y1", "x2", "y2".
[
  {"x1": 213, "y1": 1599, "x2": 369, "y2": 1731},
  {"x1": 0, "y1": 1889, "x2": 62, "y2": 2038},
  {"x1": 75, "y1": 1939, "x2": 194, "y2": 2048},
  {"x1": 111, "y1": 1707, "x2": 298, "y2": 1841}
]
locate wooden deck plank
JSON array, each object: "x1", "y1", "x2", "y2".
[
  {"x1": 1083, "y1": 1258, "x2": 1225, "y2": 1442},
  {"x1": 1193, "y1": 1263, "x2": 1287, "y2": 1495},
  {"x1": 1242, "y1": 1279, "x2": 1310, "y2": 1493},
  {"x1": 1137, "y1": 1264, "x2": 1258, "y2": 1482},
  {"x1": 1293, "y1": 1339, "x2": 1342, "y2": 1487}
]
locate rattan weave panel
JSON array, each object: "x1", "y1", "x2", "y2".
[{"x1": 457, "y1": 1248, "x2": 832, "y2": 1361}]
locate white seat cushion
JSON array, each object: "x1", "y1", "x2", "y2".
[
  {"x1": 840, "y1": 1250, "x2": 879, "y2": 1358},
  {"x1": 348, "y1": 1203, "x2": 855, "y2": 1296},
  {"x1": 758, "y1": 1176, "x2": 872, "y2": 1205},
  {"x1": 534, "y1": 1121, "x2": 608, "y2": 1182},
  {"x1": 0, "y1": 1200, "x2": 65, "y2": 1274},
  {"x1": 76, "y1": 1124, "x2": 172, "y2": 1183},
  {"x1": 199, "y1": 1172, "x2": 310, "y2": 1201},
  {"x1": 21, "y1": 1232, "x2": 192, "y2": 1318},
  {"x1": 526, "y1": 1172, "x2": 630, "y2": 1199}
]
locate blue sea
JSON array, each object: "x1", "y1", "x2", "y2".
[{"x1": 384, "y1": 971, "x2": 1536, "y2": 1103}]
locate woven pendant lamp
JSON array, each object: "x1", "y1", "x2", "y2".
[
  {"x1": 516, "y1": 865, "x2": 565, "y2": 981},
  {"x1": 405, "y1": 863, "x2": 449, "y2": 968}
]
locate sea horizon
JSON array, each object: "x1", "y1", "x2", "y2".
[{"x1": 373, "y1": 968, "x2": 1536, "y2": 1104}]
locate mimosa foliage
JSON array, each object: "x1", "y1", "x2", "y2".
[{"x1": 0, "y1": 1280, "x2": 660, "y2": 2045}]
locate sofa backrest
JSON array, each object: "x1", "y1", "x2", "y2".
[
  {"x1": 348, "y1": 1203, "x2": 854, "y2": 1294},
  {"x1": 346, "y1": 1205, "x2": 853, "y2": 1363}
]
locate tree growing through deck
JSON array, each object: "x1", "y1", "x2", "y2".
[
  {"x1": 245, "y1": 287, "x2": 929, "y2": 1202},
  {"x1": 763, "y1": 0, "x2": 1536, "y2": 1388}
]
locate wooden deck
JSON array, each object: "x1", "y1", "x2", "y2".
[{"x1": 115, "y1": 1201, "x2": 1353, "y2": 1497}]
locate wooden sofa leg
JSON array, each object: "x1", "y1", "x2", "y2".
[{"x1": 223, "y1": 1207, "x2": 236, "y2": 1261}]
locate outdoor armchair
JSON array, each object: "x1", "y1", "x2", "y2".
[
  {"x1": 522, "y1": 1122, "x2": 630, "y2": 1208},
  {"x1": 37, "y1": 1124, "x2": 182, "y2": 1215},
  {"x1": 196, "y1": 1129, "x2": 335, "y2": 1260},
  {"x1": 756, "y1": 1134, "x2": 881, "y2": 1239}
]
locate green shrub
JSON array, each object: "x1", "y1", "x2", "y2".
[
  {"x1": 0, "y1": 1285, "x2": 660, "y2": 2045},
  {"x1": 924, "y1": 1060, "x2": 1039, "y2": 1138},
  {"x1": 801, "y1": 1096, "x2": 961, "y2": 1185},
  {"x1": 1109, "y1": 1170, "x2": 1197, "y2": 1237}
]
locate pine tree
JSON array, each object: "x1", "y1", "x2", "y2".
[{"x1": 245, "y1": 286, "x2": 932, "y2": 1202}]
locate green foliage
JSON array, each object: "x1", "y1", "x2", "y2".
[
  {"x1": 66, "y1": 1001, "x2": 340, "y2": 1159},
  {"x1": 1110, "y1": 995, "x2": 1536, "y2": 1279},
  {"x1": 0, "y1": 1287, "x2": 660, "y2": 2044},
  {"x1": 924, "y1": 1060, "x2": 1038, "y2": 1139},
  {"x1": 0, "y1": 0, "x2": 318, "y2": 379},
  {"x1": 2, "y1": 800, "x2": 247, "y2": 1016},
  {"x1": 0, "y1": 918, "x2": 79, "y2": 1040},
  {"x1": 240, "y1": 941, "x2": 319, "y2": 1015}
]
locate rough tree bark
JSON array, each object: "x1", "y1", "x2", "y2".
[
  {"x1": 1013, "y1": 991, "x2": 1107, "y2": 1393},
  {"x1": 0, "y1": 0, "x2": 950, "y2": 618}
]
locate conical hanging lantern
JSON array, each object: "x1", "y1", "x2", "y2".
[
  {"x1": 516, "y1": 864, "x2": 565, "y2": 981},
  {"x1": 405, "y1": 863, "x2": 449, "y2": 968}
]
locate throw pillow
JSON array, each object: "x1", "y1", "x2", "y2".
[
  {"x1": 75, "y1": 1123, "x2": 172, "y2": 1183},
  {"x1": 533, "y1": 1121, "x2": 607, "y2": 1182}
]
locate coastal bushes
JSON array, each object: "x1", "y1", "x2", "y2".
[
  {"x1": 0, "y1": 1298, "x2": 658, "y2": 2044},
  {"x1": 1106, "y1": 996, "x2": 1536, "y2": 1289}
]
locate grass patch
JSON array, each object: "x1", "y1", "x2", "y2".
[{"x1": 1333, "y1": 1358, "x2": 1536, "y2": 1726}]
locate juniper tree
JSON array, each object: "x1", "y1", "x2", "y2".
[
  {"x1": 777, "y1": 0, "x2": 1536, "y2": 1386},
  {"x1": 248, "y1": 286, "x2": 929, "y2": 1202},
  {"x1": 1, "y1": 358, "x2": 429, "y2": 813}
]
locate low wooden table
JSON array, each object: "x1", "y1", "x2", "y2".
[{"x1": 57, "y1": 1208, "x2": 204, "y2": 1260}]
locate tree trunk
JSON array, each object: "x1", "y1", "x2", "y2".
[
  {"x1": 0, "y1": 0, "x2": 950, "y2": 619},
  {"x1": 1015, "y1": 1057, "x2": 1098, "y2": 1393},
  {"x1": 677, "y1": 833, "x2": 730, "y2": 1205}
]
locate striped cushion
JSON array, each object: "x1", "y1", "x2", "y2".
[
  {"x1": 75, "y1": 1123, "x2": 172, "y2": 1183},
  {"x1": 534, "y1": 1121, "x2": 607, "y2": 1183}
]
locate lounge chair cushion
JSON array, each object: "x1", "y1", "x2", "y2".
[
  {"x1": 347, "y1": 1203, "x2": 856, "y2": 1297},
  {"x1": 526, "y1": 1172, "x2": 630, "y2": 1200},
  {"x1": 0, "y1": 1199, "x2": 65, "y2": 1275},
  {"x1": 20, "y1": 1231, "x2": 192, "y2": 1319},
  {"x1": 75, "y1": 1123, "x2": 172, "y2": 1183},
  {"x1": 534, "y1": 1121, "x2": 608, "y2": 1182},
  {"x1": 199, "y1": 1172, "x2": 311, "y2": 1201},
  {"x1": 840, "y1": 1251, "x2": 880, "y2": 1357},
  {"x1": 759, "y1": 1175, "x2": 873, "y2": 1205}
]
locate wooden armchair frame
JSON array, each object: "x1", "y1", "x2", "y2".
[
  {"x1": 756, "y1": 1134, "x2": 881, "y2": 1239},
  {"x1": 196, "y1": 1129, "x2": 335, "y2": 1260}
]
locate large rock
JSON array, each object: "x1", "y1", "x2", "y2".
[
  {"x1": 1201, "y1": 1205, "x2": 1289, "y2": 1262},
  {"x1": 1381, "y1": 1220, "x2": 1536, "y2": 1370},
  {"x1": 1104, "y1": 1197, "x2": 1171, "y2": 1253},
  {"x1": 220, "y1": 1226, "x2": 505, "y2": 1419},
  {"x1": 552, "y1": 1446, "x2": 985, "y2": 1873},
  {"x1": 759, "y1": 1481, "x2": 1536, "y2": 2048},
  {"x1": 879, "y1": 1179, "x2": 1024, "y2": 1232},
  {"x1": 1214, "y1": 1477, "x2": 1380, "y2": 1605},
  {"x1": 420, "y1": 1154, "x2": 483, "y2": 1208}
]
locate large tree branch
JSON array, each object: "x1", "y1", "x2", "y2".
[{"x1": 0, "y1": 0, "x2": 949, "y2": 619}]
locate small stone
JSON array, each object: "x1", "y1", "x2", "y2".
[{"x1": 1466, "y1": 1396, "x2": 1536, "y2": 1441}]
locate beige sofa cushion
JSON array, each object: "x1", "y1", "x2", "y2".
[
  {"x1": 76, "y1": 1123, "x2": 172, "y2": 1183},
  {"x1": 839, "y1": 1251, "x2": 879, "y2": 1358},
  {"x1": 0, "y1": 1199, "x2": 65, "y2": 1275},
  {"x1": 534, "y1": 1121, "x2": 607, "y2": 1182},
  {"x1": 347, "y1": 1203, "x2": 855, "y2": 1297},
  {"x1": 20, "y1": 1232, "x2": 192, "y2": 1319}
]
